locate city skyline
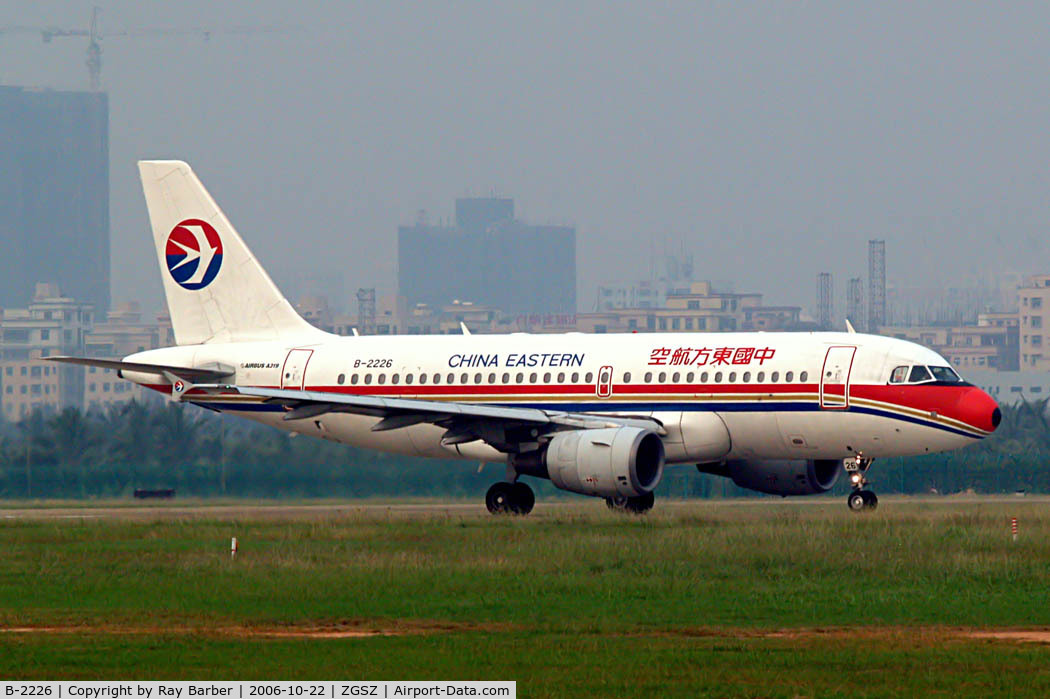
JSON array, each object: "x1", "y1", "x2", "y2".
[{"x1": 1, "y1": 2, "x2": 1048, "y2": 317}]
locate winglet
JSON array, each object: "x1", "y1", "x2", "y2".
[
  {"x1": 162, "y1": 371, "x2": 192, "y2": 402},
  {"x1": 845, "y1": 319, "x2": 857, "y2": 334}
]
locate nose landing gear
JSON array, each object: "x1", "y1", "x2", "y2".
[{"x1": 845, "y1": 454, "x2": 878, "y2": 511}]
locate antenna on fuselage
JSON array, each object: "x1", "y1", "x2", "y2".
[
  {"x1": 845, "y1": 318, "x2": 857, "y2": 334},
  {"x1": 460, "y1": 322, "x2": 471, "y2": 336}
]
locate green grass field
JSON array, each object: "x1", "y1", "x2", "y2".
[{"x1": 3, "y1": 498, "x2": 1050, "y2": 696}]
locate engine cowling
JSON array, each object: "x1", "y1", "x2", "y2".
[
  {"x1": 533, "y1": 427, "x2": 666, "y2": 498},
  {"x1": 699, "y1": 459, "x2": 841, "y2": 496}
]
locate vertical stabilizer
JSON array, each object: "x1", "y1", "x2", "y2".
[{"x1": 138, "y1": 160, "x2": 326, "y2": 345}]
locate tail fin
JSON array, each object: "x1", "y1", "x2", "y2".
[{"x1": 138, "y1": 160, "x2": 326, "y2": 345}]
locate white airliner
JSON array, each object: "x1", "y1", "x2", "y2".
[{"x1": 52, "y1": 161, "x2": 1001, "y2": 514}]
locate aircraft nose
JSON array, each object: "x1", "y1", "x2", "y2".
[{"x1": 956, "y1": 386, "x2": 1001, "y2": 435}]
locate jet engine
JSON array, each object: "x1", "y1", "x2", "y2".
[
  {"x1": 698, "y1": 459, "x2": 841, "y2": 496},
  {"x1": 513, "y1": 427, "x2": 665, "y2": 498}
]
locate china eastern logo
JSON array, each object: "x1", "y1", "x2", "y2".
[{"x1": 165, "y1": 219, "x2": 223, "y2": 290}]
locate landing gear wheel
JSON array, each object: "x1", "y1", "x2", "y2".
[
  {"x1": 511, "y1": 482, "x2": 535, "y2": 515},
  {"x1": 847, "y1": 490, "x2": 878, "y2": 512},
  {"x1": 625, "y1": 492, "x2": 655, "y2": 514},
  {"x1": 847, "y1": 491, "x2": 867, "y2": 512},
  {"x1": 486, "y1": 481, "x2": 535, "y2": 515},
  {"x1": 486, "y1": 482, "x2": 514, "y2": 514},
  {"x1": 607, "y1": 491, "x2": 655, "y2": 514},
  {"x1": 862, "y1": 490, "x2": 878, "y2": 510}
]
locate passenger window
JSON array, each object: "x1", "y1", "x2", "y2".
[
  {"x1": 502, "y1": 373, "x2": 510, "y2": 383},
  {"x1": 419, "y1": 373, "x2": 427, "y2": 384},
  {"x1": 743, "y1": 372, "x2": 751, "y2": 382},
  {"x1": 557, "y1": 372, "x2": 565, "y2": 383},
  {"x1": 701, "y1": 372, "x2": 709, "y2": 382},
  {"x1": 474, "y1": 373, "x2": 483, "y2": 384},
  {"x1": 771, "y1": 371, "x2": 779, "y2": 382},
  {"x1": 600, "y1": 370, "x2": 609, "y2": 383},
  {"x1": 351, "y1": 374, "x2": 359, "y2": 385},
  {"x1": 909, "y1": 365, "x2": 932, "y2": 383},
  {"x1": 658, "y1": 372, "x2": 667, "y2": 383},
  {"x1": 433, "y1": 373, "x2": 442, "y2": 384},
  {"x1": 405, "y1": 374, "x2": 413, "y2": 385},
  {"x1": 585, "y1": 372, "x2": 593, "y2": 382},
  {"x1": 488, "y1": 373, "x2": 496, "y2": 383},
  {"x1": 337, "y1": 373, "x2": 345, "y2": 385},
  {"x1": 447, "y1": 373, "x2": 454, "y2": 383},
  {"x1": 686, "y1": 372, "x2": 694, "y2": 382},
  {"x1": 645, "y1": 372, "x2": 653, "y2": 382},
  {"x1": 728, "y1": 372, "x2": 736, "y2": 382},
  {"x1": 530, "y1": 372, "x2": 538, "y2": 383},
  {"x1": 364, "y1": 374, "x2": 372, "y2": 385},
  {"x1": 516, "y1": 372, "x2": 524, "y2": 383},
  {"x1": 714, "y1": 372, "x2": 723, "y2": 382},
  {"x1": 889, "y1": 366, "x2": 909, "y2": 384},
  {"x1": 800, "y1": 371, "x2": 808, "y2": 382},
  {"x1": 571, "y1": 372, "x2": 579, "y2": 383},
  {"x1": 757, "y1": 372, "x2": 764, "y2": 382},
  {"x1": 623, "y1": 371, "x2": 632, "y2": 383},
  {"x1": 460, "y1": 373, "x2": 468, "y2": 383},
  {"x1": 785, "y1": 371, "x2": 794, "y2": 382},
  {"x1": 543, "y1": 372, "x2": 552, "y2": 383},
  {"x1": 391, "y1": 374, "x2": 400, "y2": 384},
  {"x1": 378, "y1": 374, "x2": 386, "y2": 385},
  {"x1": 672, "y1": 372, "x2": 680, "y2": 382}
]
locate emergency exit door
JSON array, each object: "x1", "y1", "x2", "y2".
[
  {"x1": 820, "y1": 346, "x2": 856, "y2": 409},
  {"x1": 281, "y1": 349, "x2": 314, "y2": 389}
]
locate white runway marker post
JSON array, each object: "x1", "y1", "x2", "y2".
[
  {"x1": 231, "y1": 536, "x2": 238, "y2": 558},
  {"x1": 1011, "y1": 517, "x2": 1018, "y2": 542}
]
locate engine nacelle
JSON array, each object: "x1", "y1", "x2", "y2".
[
  {"x1": 530, "y1": 427, "x2": 666, "y2": 498},
  {"x1": 699, "y1": 459, "x2": 841, "y2": 496}
]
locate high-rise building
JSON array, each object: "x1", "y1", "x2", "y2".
[
  {"x1": 0, "y1": 86, "x2": 110, "y2": 314},
  {"x1": 846, "y1": 277, "x2": 864, "y2": 331},
  {"x1": 817, "y1": 272, "x2": 832, "y2": 330},
  {"x1": 398, "y1": 197, "x2": 576, "y2": 315},
  {"x1": 868, "y1": 240, "x2": 886, "y2": 330}
]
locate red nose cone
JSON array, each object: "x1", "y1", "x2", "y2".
[{"x1": 956, "y1": 387, "x2": 1001, "y2": 434}]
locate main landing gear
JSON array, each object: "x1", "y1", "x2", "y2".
[
  {"x1": 845, "y1": 453, "x2": 878, "y2": 512},
  {"x1": 605, "y1": 492, "x2": 656, "y2": 514},
  {"x1": 485, "y1": 480, "x2": 535, "y2": 515}
]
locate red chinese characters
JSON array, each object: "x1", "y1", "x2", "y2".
[{"x1": 647, "y1": 346, "x2": 776, "y2": 366}]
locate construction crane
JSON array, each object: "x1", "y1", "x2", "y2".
[{"x1": 1, "y1": 7, "x2": 283, "y2": 91}]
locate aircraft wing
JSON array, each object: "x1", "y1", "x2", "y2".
[{"x1": 196, "y1": 384, "x2": 665, "y2": 451}]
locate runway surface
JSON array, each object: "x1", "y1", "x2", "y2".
[{"x1": 1, "y1": 494, "x2": 1045, "y2": 521}]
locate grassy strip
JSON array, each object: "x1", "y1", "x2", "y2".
[{"x1": 4, "y1": 631, "x2": 1050, "y2": 697}]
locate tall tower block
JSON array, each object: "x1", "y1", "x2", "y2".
[
  {"x1": 868, "y1": 240, "x2": 886, "y2": 331},
  {"x1": 847, "y1": 277, "x2": 864, "y2": 331},
  {"x1": 817, "y1": 272, "x2": 833, "y2": 330}
]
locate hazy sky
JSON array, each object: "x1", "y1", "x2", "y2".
[{"x1": 3, "y1": 1, "x2": 1049, "y2": 316}]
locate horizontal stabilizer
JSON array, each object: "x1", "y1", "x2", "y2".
[{"x1": 46, "y1": 356, "x2": 234, "y2": 383}]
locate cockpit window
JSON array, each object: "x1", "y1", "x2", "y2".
[
  {"x1": 929, "y1": 366, "x2": 962, "y2": 382},
  {"x1": 908, "y1": 365, "x2": 932, "y2": 383},
  {"x1": 889, "y1": 366, "x2": 909, "y2": 384}
]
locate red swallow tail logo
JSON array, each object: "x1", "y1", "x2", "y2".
[{"x1": 166, "y1": 219, "x2": 223, "y2": 290}]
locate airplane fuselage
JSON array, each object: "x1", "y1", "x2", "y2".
[{"x1": 126, "y1": 330, "x2": 999, "y2": 466}]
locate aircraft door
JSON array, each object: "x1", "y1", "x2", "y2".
[
  {"x1": 281, "y1": 349, "x2": 314, "y2": 389},
  {"x1": 820, "y1": 346, "x2": 856, "y2": 409},
  {"x1": 596, "y1": 365, "x2": 613, "y2": 398}
]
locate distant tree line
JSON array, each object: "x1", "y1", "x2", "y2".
[{"x1": 0, "y1": 399, "x2": 1047, "y2": 499}]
